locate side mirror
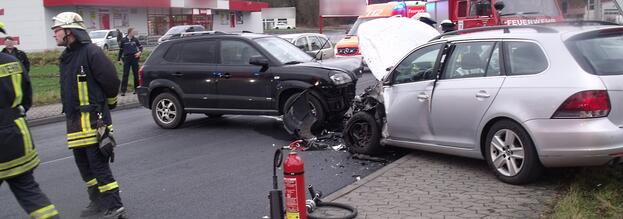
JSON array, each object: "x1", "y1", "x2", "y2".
[
  {"x1": 494, "y1": 1, "x2": 505, "y2": 11},
  {"x1": 106, "y1": 35, "x2": 113, "y2": 39},
  {"x1": 250, "y1": 56, "x2": 270, "y2": 67}
]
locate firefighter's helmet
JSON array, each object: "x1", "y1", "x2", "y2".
[
  {"x1": 51, "y1": 12, "x2": 86, "y2": 30},
  {"x1": 0, "y1": 22, "x2": 5, "y2": 34}
]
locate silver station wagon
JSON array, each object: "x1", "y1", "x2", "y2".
[{"x1": 345, "y1": 20, "x2": 623, "y2": 184}]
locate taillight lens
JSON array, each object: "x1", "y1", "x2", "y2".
[
  {"x1": 552, "y1": 90, "x2": 610, "y2": 119},
  {"x1": 138, "y1": 66, "x2": 144, "y2": 87}
]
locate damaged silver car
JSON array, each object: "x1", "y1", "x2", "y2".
[{"x1": 344, "y1": 18, "x2": 623, "y2": 184}]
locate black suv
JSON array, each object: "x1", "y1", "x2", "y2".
[{"x1": 136, "y1": 33, "x2": 357, "y2": 133}]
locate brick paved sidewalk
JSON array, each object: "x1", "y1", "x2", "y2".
[
  {"x1": 316, "y1": 152, "x2": 558, "y2": 219},
  {"x1": 27, "y1": 94, "x2": 139, "y2": 124}
]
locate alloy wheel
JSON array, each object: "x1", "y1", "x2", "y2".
[
  {"x1": 156, "y1": 99, "x2": 177, "y2": 124},
  {"x1": 490, "y1": 129, "x2": 525, "y2": 177}
]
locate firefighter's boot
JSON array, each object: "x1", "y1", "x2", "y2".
[
  {"x1": 103, "y1": 206, "x2": 127, "y2": 219},
  {"x1": 80, "y1": 202, "x2": 104, "y2": 217}
]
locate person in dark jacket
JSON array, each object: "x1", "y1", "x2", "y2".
[
  {"x1": 51, "y1": 12, "x2": 126, "y2": 218},
  {"x1": 2, "y1": 36, "x2": 31, "y2": 73},
  {"x1": 115, "y1": 29, "x2": 123, "y2": 45},
  {"x1": 117, "y1": 27, "x2": 143, "y2": 96},
  {"x1": 440, "y1": 20, "x2": 457, "y2": 33},
  {"x1": 0, "y1": 22, "x2": 60, "y2": 219}
]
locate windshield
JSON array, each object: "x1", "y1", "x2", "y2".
[
  {"x1": 89, "y1": 31, "x2": 108, "y2": 39},
  {"x1": 499, "y1": 0, "x2": 561, "y2": 17},
  {"x1": 348, "y1": 17, "x2": 375, "y2": 36},
  {"x1": 569, "y1": 33, "x2": 623, "y2": 75},
  {"x1": 254, "y1": 37, "x2": 313, "y2": 64}
]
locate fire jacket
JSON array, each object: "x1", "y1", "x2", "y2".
[
  {"x1": 0, "y1": 53, "x2": 38, "y2": 180},
  {"x1": 59, "y1": 42, "x2": 120, "y2": 149},
  {"x1": 1, "y1": 47, "x2": 30, "y2": 73}
]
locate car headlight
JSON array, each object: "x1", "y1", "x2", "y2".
[{"x1": 329, "y1": 72, "x2": 353, "y2": 85}]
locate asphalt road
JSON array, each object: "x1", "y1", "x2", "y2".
[{"x1": 1, "y1": 73, "x2": 398, "y2": 219}]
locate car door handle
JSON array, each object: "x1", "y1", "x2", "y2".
[
  {"x1": 172, "y1": 72, "x2": 184, "y2": 77},
  {"x1": 417, "y1": 94, "x2": 429, "y2": 100},
  {"x1": 222, "y1": 73, "x2": 231, "y2": 79},
  {"x1": 476, "y1": 91, "x2": 491, "y2": 98}
]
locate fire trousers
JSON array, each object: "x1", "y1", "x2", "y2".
[
  {"x1": 73, "y1": 145, "x2": 123, "y2": 210},
  {"x1": 0, "y1": 171, "x2": 60, "y2": 219}
]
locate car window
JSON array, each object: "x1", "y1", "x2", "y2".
[
  {"x1": 505, "y1": 41, "x2": 548, "y2": 75},
  {"x1": 442, "y1": 42, "x2": 495, "y2": 79},
  {"x1": 294, "y1": 37, "x2": 309, "y2": 51},
  {"x1": 163, "y1": 43, "x2": 183, "y2": 62},
  {"x1": 321, "y1": 37, "x2": 331, "y2": 49},
  {"x1": 220, "y1": 40, "x2": 262, "y2": 65},
  {"x1": 469, "y1": 0, "x2": 492, "y2": 17},
  {"x1": 179, "y1": 41, "x2": 217, "y2": 63},
  {"x1": 392, "y1": 44, "x2": 442, "y2": 84},
  {"x1": 309, "y1": 36, "x2": 323, "y2": 51},
  {"x1": 568, "y1": 33, "x2": 623, "y2": 75},
  {"x1": 486, "y1": 43, "x2": 502, "y2": 76},
  {"x1": 458, "y1": 1, "x2": 468, "y2": 17}
]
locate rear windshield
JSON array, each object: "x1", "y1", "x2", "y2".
[
  {"x1": 568, "y1": 33, "x2": 623, "y2": 75},
  {"x1": 165, "y1": 26, "x2": 205, "y2": 35}
]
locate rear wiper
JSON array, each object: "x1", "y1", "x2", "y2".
[
  {"x1": 500, "y1": 11, "x2": 540, "y2": 16},
  {"x1": 284, "y1": 61, "x2": 303, "y2": 65}
]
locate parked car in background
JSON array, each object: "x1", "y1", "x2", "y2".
[
  {"x1": 89, "y1": 29, "x2": 123, "y2": 50},
  {"x1": 278, "y1": 33, "x2": 334, "y2": 60},
  {"x1": 137, "y1": 32, "x2": 357, "y2": 136},
  {"x1": 345, "y1": 17, "x2": 623, "y2": 185},
  {"x1": 273, "y1": 22, "x2": 295, "y2": 30},
  {"x1": 157, "y1": 25, "x2": 205, "y2": 44}
]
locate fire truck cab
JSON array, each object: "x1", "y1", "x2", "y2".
[
  {"x1": 427, "y1": 0, "x2": 564, "y2": 30},
  {"x1": 335, "y1": 1, "x2": 426, "y2": 57}
]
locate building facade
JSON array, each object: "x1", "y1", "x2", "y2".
[
  {"x1": 0, "y1": 0, "x2": 267, "y2": 51},
  {"x1": 261, "y1": 7, "x2": 295, "y2": 29}
]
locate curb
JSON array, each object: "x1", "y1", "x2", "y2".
[
  {"x1": 323, "y1": 153, "x2": 413, "y2": 202},
  {"x1": 27, "y1": 102, "x2": 141, "y2": 127}
]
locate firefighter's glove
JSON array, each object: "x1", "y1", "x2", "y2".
[
  {"x1": 96, "y1": 119, "x2": 116, "y2": 163},
  {"x1": 107, "y1": 97, "x2": 118, "y2": 110}
]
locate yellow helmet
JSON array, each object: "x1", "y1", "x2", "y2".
[
  {"x1": 0, "y1": 22, "x2": 5, "y2": 34},
  {"x1": 51, "y1": 12, "x2": 86, "y2": 30}
]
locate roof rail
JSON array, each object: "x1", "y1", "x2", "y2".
[
  {"x1": 431, "y1": 25, "x2": 558, "y2": 41},
  {"x1": 180, "y1": 31, "x2": 229, "y2": 38},
  {"x1": 536, "y1": 20, "x2": 620, "y2": 26}
]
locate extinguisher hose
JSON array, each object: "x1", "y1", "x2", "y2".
[{"x1": 308, "y1": 201, "x2": 358, "y2": 219}]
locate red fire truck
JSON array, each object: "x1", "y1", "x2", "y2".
[{"x1": 426, "y1": 0, "x2": 565, "y2": 30}]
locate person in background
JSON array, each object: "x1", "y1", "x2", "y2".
[
  {"x1": 115, "y1": 29, "x2": 123, "y2": 45},
  {"x1": 117, "y1": 27, "x2": 143, "y2": 96},
  {"x1": 2, "y1": 36, "x2": 31, "y2": 73}
]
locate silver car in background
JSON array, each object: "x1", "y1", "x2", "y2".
[
  {"x1": 278, "y1": 33, "x2": 335, "y2": 60},
  {"x1": 345, "y1": 21, "x2": 623, "y2": 184},
  {"x1": 89, "y1": 29, "x2": 122, "y2": 51}
]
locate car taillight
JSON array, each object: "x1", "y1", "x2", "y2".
[
  {"x1": 138, "y1": 66, "x2": 144, "y2": 87},
  {"x1": 552, "y1": 90, "x2": 610, "y2": 119}
]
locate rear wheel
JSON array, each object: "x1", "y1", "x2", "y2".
[
  {"x1": 344, "y1": 112, "x2": 381, "y2": 155},
  {"x1": 152, "y1": 92, "x2": 186, "y2": 129},
  {"x1": 103, "y1": 44, "x2": 109, "y2": 51},
  {"x1": 484, "y1": 120, "x2": 543, "y2": 184}
]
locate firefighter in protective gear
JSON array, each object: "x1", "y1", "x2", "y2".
[
  {"x1": 51, "y1": 12, "x2": 126, "y2": 218},
  {"x1": 440, "y1": 20, "x2": 457, "y2": 33},
  {"x1": 0, "y1": 22, "x2": 61, "y2": 219}
]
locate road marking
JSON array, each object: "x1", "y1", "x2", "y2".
[{"x1": 40, "y1": 156, "x2": 73, "y2": 165}]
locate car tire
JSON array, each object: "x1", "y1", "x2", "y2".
[
  {"x1": 282, "y1": 92, "x2": 326, "y2": 138},
  {"x1": 275, "y1": 27, "x2": 279, "y2": 30},
  {"x1": 287, "y1": 27, "x2": 291, "y2": 29},
  {"x1": 103, "y1": 44, "x2": 109, "y2": 51},
  {"x1": 204, "y1": 113, "x2": 223, "y2": 118},
  {"x1": 484, "y1": 120, "x2": 543, "y2": 185},
  {"x1": 344, "y1": 112, "x2": 382, "y2": 155},
  {"x1": 152, "y1": 92, "x2": 186, "y2": 129}
]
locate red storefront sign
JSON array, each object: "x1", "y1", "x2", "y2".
[
  {"x1": 229, "y1": 0, "x2": 268, "y2": 12},
  {"x1": 43, "y1": 0, "x2": 170, "y2": 8}
]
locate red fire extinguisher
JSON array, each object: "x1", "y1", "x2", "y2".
[{"x1": 283, "y1": 151, "x2": 307, "y2": 219}]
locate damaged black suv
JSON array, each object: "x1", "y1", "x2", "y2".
[{"x1": 136, "y1": 32, "x2": 357, "y2": 134}]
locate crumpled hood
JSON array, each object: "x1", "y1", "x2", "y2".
[
  {"x1": 319, "y1": 57, "x2": 363, "y2": 75},
  {"x1": 358, "y1": 17, "x2": 440, "y2": 81}
]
